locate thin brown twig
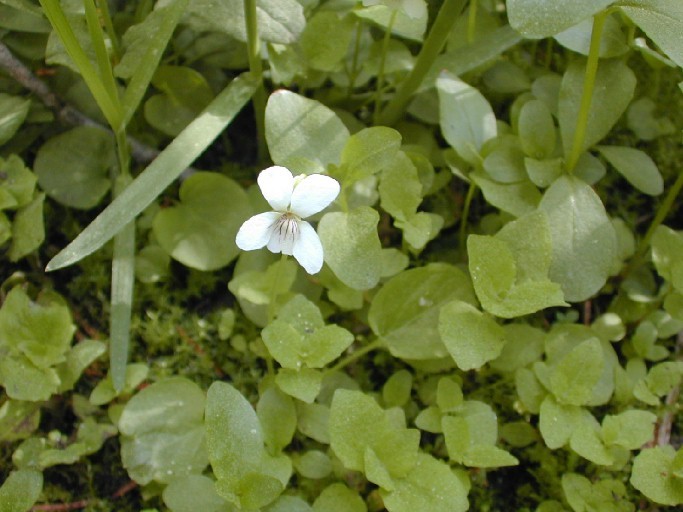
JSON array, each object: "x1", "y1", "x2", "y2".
[
  {"x1": 655, "y1": 330, "x2": 683, "y2": 447},
  {"x1": 31, "y1": 500, "x2": 89, "y2": 511},
  {"x1": 111, "y1": 479, "x2": 138, "y2": 498}
]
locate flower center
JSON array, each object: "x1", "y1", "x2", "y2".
[{"x1": 274, "y1": 211, "x2": 300, "y2": 244}]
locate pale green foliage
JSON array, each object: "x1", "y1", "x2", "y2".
[
  {"x1": 118, "y1": 377, "x2": 208, "y2": 485},
  {"x1": 153, "y1": 172, "x2": 252, "y2": 271},
  {"x1": 4, "y1": 0, "x2": 683, "y2": 510}
]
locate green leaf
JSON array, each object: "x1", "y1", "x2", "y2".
[
  {"x1": 300, "y1": 12, "x2": 355, "y2": 72},
  {"x1": 46, "y1": 73, "x2": 256, "y2": 271},
  {"x1": 257, "y1": 386, "x2": 297, "y2": 454},
  {"x1": 569, "y1": 419, "x2": 613, "y2": 465},
  {"x1": 0, "y1": 287, "x2": 75, "y2": 369},
  {"x1": 439, "y1": 301, "x2": 506, "y2": 370},
  {"x1": 294, "y1": 450, "x2": 332, "y2": 480},
  {"x1": 163, "y1": 475, "x2": 228, "y2": 512},
  {"x1": 554, "y1": 15, "x2": 629, "y2": 58},
  {"x1": 518, "y1": 99, "x2": 556, "y2": 159},
  {"x1": 153, "y1": 172, "x2": 251, "y2": 271},
  {"x1": 436, "y1": 377, "x2": 463, "y2": 413},
  {"x1": 144, "y1": 67, "x2": 214, "y2": 137},
  {"x1": 8, "y1": 192, "x2": 44, "y2": 261},
  {"x1": 538, "y1": 396, "x2": 583, "y2": 449},
  {"x1": 482, "y1": 139, "x2": 527, "y2": 184},
  {"x1": 312, "y1": 483, "x2": 366, "y2": 512},
  {"x1": 369, "y1": 263, "x2": 477, "y2": 360},
  {"x1": 461, "y1": 444, "x2": 519, "y2": 468},
  {"x1": 118, "y1": 377, "x2": 208, "y2": 485},
  {"x1": 631, "y1": 446, "x2": 683, "y2": 506},
  {"x1": 627, "y1": 97, "x2": 675, "y2": 141},
  {"x1": 119, "y1": 377, "x2": 208, "y2": 485},
  {"x1": 468, "y1": 211, "x2": 567, "y2": 318},
  {"x1": 329, "y1": 389, "x2": 419, "y2": 482},
  {"x1": 276, "y1": 368, "x2": 323, "y2": 403},
  {"x1": 559, "y1": 59, "x2": 636, "y2": 156},
  {"x1": 601, "y1": 410, "x2": 656, "y2": 450},
  {"x1": 265, "y1": 90, "x2": 350, "y2": 173},
  {"x1": 652, "y1": 226, "x2": 683, "y2": 292},
  {"x1": 206, "y1": 381, "x2": 286, "y2": 508},
  {"x1": 380, "y1": 453, "x2": 468, "y2": 512},
  {"x1": 470, "y1": 172, "x2": 541, "y2": 217},
  {"x1": 354, "y1": 4, "x2": 427, "y2": 42},
  {"x1": 379, "y1": 151, "x2": 422, "y2": 221},
  {"x1": 0, "y1": 155, "x2": 36, "y2": 210},
  {"x1": 56, "y1": 339, "x2": 106, "y2": 392},
  {"x1": 0, "y1": 469, "x2": 42, "y2": 512},
  {"x1": 597, "y1": 145, "x2": 663, "y2": 196},
  {"x1": 621, "y1": 1, "x2": 683, "y2": 68},
  {"x1": 0, "y1": 94, "x2": 30, "y2": 145},
  {"x1": 437, "y1": 71, "x2": 497, "y2": 165},
  {"x1": 539, "y1": 175, "x2": 617, "y2": 302},
  {"x1": 34, "y1": 126, "x2": 115, "y2": 209},
  {"x1": 550, "y1": 338, "x2": 604, "y2": 406},
  {"x1": 184, "y1": 0, "x2": 305, "y2": 44},
  {"x1": 340, "y1": 127, "x2": 402, "y2": 183},
  {"x1": 525, "y1": 157, "x2": 563, "y2": 188},
  {"x1": 395, "y1": 211, "x2": 443, "y2": 250},
  {"x1": 383, "y1": 370, "x2": 413, "y2": 408},
  {"x1": 117, "y1": 0, "x2": 190, "y2": 125},
  {"x1": 0, "y1": 400, "x2": 40, "y2": 442},
  {"x1": 318, "y1": 207, "x2": 382, "y2": 290},
  {"x1": 507, "y1": 0, "x2": 614, "y2": 38},
  {"x1": 491, "y1": 324, "x2": 545, "y2": 373}
]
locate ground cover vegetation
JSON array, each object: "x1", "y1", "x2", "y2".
[{"x1": 0, "y1": 0, "x2": 682, "y2": 510}]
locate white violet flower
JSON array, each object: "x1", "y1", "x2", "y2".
[{"x1": 235, "y1": 166, "x2": 340, "y2": 275}]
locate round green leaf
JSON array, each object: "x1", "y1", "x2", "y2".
[
  {"x1": 631, "y1": 446, "x2": 683, "y2": 506},
  {"x1": 507, "y1": 0, "x2": 613, "y2": 38},
  {"x1": 597, "y1": 145, "x2": 663, "y2": 196},
  {"x1": 539, "y1": 175, "x2": 617, "y2": 302},
  {"x1": 34, "y1": 126, "x2": 115, "y2": 209},
  {"x1": 439, "y1": 301, "x2": 506, "y2": 371},
  {"x1": 518, "y1": 99, "x2": 556, "y2": 159},
  {"x1": 0, "y1": 94, "x2": 30, "y2": 146},
  {"x1": 318, "y1": 206, "x2": 382, "y2": 290},
  {"x1": 368, "y1": 263, "x2": 477, "y2": 360},
  {"x1": 153, "y1": 172, "x2": 251, "y2": 271},
  {"x1": 0, "y1": 469, "x2": 42, "y2": 512},
  {"x1": 119, "y1": 377, "x2": 208, "y2": 485},
  {"x1": 265, "y1": 90, "x2": 349, "y2": 172}
]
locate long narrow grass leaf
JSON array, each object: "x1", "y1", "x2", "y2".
[
  {"x1": 121, "y1": 0, "x2": 189, "y2": 126},
  {"x1": 110, "y1": 215, "x2": 136, "y2": 392},
  {"x1": 38, "y1": 0, "x2": 121, "y2": 128},
  {"x1": 83, "y1": 0, "x2": 121, "y2": 114},
  {"x1": 46, "y1": 72, "x2": 258, "y2": 271}
]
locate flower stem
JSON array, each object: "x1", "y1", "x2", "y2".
[
  {"x1": 244, "y1": 0, "x2": 267, "y2": 163},
  {"x1": 565, "y1": 10, "x2": 607, "y2": 173},
  {"x1": 346, "y1": 20, "x2": 363, "y2": 98},
  {"x1": 622, "y1": 168, "x2": 683, "y2": 280},
  {"x1": 377, "y1": 0, "x2": 467, "y2": 126},
  {"x1": 373, "y1": 9, "x2": 398, "y2": 124},
  {"x1": 467, "y1": 0, "x2": 478, "y2": 44},
  {"x1": 326, "y1": 338, "x2": 384, "y2": 375},
  {"x1": 459, "y1": 180, "x2": 477, "y2": 259}
]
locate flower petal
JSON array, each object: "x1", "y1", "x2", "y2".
[
  {"x1": 235, "y1": 211, "x2": 279, "y2": 250},
  {"x1": 292, "y1": 221, "x2": 324, "y2": 274},
  {"x1": 258, "y1": 166, "x2": 294, "y2": 211},
  {"x1": 289, "y1": 174, "x2": 340, "y2": 218}
]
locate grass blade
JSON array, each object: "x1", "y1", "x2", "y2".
[
  {"x1": 121, "y1": 0, "x2": 189, "y2": 126},
  {"x1": 46, "y1": 72, "x2": 258, "y2": 271}
]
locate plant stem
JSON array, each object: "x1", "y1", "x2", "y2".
[
  {"x1": 565, "y1": 10, "x2": 608, "y2": 173},
  {"x1": 377, "y1": 0, "x2": 467, "y2": 126},
  {"x1": 467, "y1": 0, "x2": 478, "y2": 44},
  {"x1": 244, "y1": 0, "x2": 267, "y2": 163},
  {"x1": 373, "y1": 9, "x2": 398, "y2": 124},
  {"x1": 459, "y1": 180, "x2": 477, "y2": 259},
  {"x1": 326, "y1": 338, "x2": 384, "y2": 374},
  {"x1": 622, "y1": 168, "x2": 683, "y2": 280},
  {"x1": 346, "y1": 20, "x2": 363, "y2": 98}
]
